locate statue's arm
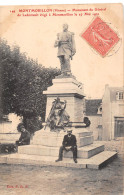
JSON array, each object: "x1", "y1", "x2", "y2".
[
  {"x1": 54, "y1": 33, "x2": 60, "y2": 48},
  {"x1": 71, "y1": 33, "x2": 76, "y2": 56}
]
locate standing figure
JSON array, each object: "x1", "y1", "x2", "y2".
[
  {"x1": 54, "y1": 24, "x2": 76, "y2": 76},
  {"x1": 55, "y1": 129, "x2": 78, "y2": 163}
]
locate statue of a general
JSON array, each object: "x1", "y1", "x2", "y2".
[{"x1": 54, "y1": 24, "x2": 76, "y2": 76}]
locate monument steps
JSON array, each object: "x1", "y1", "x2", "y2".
[
  {"x1": 0, "y1": 129, "x2": 117, "y2": 169},
  {"x1": 78, "y1": 143, "x2": 104, "y2": 158},
  {"x1": 77, "y1": 135, "x2": 93, "y2": 147},
  {"x1": 32, "y1": 130, "x2": 92, "y2": 138},
  {"x1": 0, "y1": 129, "x2": 115, "y2": 169},
  {"x1": 0, "y1": 151, "x2": 117, "y2": 169},
  {"x1": 32, "y1": 135, "x2": 93, "y2": 147},
  {"x1": 17, "y1": 143, "x2": 104, "y2": 159},
  {"x1": 86, "y1": 151, "x2": 117, "y2": 169}
]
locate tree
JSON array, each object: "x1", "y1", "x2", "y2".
[{"x1": 0, "y1": 38, "x2": 60, "y2": 132}]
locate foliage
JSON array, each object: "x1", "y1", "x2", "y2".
[{"x1": 0, "y1": 38, "x2": 60, "y2": 123}]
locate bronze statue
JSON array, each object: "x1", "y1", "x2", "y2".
[
  {"x1": 54, "y1": 24, "x2": 76, "y2": 76},
  {"x1": 45, "y1": 97, "x2": 70, "y2": 131}
]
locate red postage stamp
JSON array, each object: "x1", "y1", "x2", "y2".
[{"x1": 81, "y1": 16, "x2": 120, "y2": 57}]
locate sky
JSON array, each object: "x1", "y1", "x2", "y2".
[{"x1": 0, "y1": 3, "x2": 123, "y2": 98}]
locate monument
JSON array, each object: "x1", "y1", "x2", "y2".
[
  {"x1": 29, "y1": 24, "x2": 101, "y2": 159},
  {"x1": 44, "y1": 24, "x2": 85, "y2": 124},
  {"x1": 0, "y1": 24, "x2": 117, "y2": 169}
]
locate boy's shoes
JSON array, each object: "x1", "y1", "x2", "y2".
[
  {"x1": 73, "y1": 159, "x2": 78, "y2": 163},
  {"x1": 55, "y1": 158, "x2": 62, "y2": 162}
]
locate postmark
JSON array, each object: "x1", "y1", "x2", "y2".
[{"x1": 81, "y1": 16, "x2": 120, "y2": 57}]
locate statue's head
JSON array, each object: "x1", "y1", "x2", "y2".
[{"x1": 63, "y1": 23, "x2": 68, "y2": 31}]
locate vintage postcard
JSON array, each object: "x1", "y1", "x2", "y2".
[{"x1": 0, "y1": 3, "x2": 123, "y2": 195}]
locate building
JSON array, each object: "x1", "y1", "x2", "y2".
[
  {"x1": 0, "y1": 113, "x2": 21, "y2": 144},
  {"x1": 85, "y1": 99, "x2": 102, "y2": 140},
  {"x1": 102, "y1": 85, "x2": 124, "y2": 140}
]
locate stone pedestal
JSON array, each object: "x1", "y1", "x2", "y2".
[
  {"x1": 18, "y1": 128, "x2": 105, "y2": 160},
  {"x1": 43, "y1": 77, "x2": 85, "y2": 123},
  {"x1": 31, "y1": 128, "x2": 93, "y2": 148}
]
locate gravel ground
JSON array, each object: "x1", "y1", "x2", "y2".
[{"x1": 0, "y1": 138, "x2": 124, "y2": 195}]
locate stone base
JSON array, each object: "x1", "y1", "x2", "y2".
[
  {"x1": 0, "y1": 129, "x2": 117, "y2": 169},
  {"x1": 55, "y1": 74, "x2": 76, "y2": 79},
  {"x1": 18, "y1": 130, "x2": 101, "y2": 159},
  {"x1": 0, "y1": 113, "x2": 117, "y2": 169},
  {"x1": 31, "y1": 129, "x2": 93, "y2": 147},
  {"x1": 18, "y1": 143, "x2": 104, "y2": 159},
  {"x1": 0, "y1": 151, "x2": 117, "y2": 169}
]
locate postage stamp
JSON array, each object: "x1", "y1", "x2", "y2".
[{"x1": 81, "y1": 16, "x2": 120, "y2": 57}]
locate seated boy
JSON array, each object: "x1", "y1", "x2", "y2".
[{"x1": 16, "y1": 123, "x2": 30, "y2": 146}]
